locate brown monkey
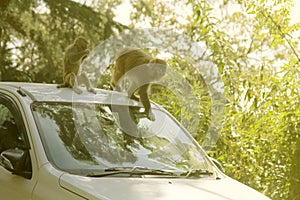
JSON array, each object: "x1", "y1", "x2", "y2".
[
  {"x1": 57, "y1": 36, "x2": 96, "y2": 94},
  {"x1": 111, "y1": 47, "x2": 167, "y2": 120}
]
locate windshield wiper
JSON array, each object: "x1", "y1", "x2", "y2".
[
  {"x1": 86, "y1": 166, "x2": 180, "y2": 177},
  {"x1": 183, "y1": 169, "x2": 214, "y2": 177}
]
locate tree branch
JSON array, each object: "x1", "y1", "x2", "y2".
[{"x1": 260, "y1": 10, "x2": 300, "y2": 64}]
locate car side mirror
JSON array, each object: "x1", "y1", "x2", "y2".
[{"x1": 0, "y1": 148, "x2": 31, "y2": 179}]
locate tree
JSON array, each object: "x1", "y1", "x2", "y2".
[
  {"x1": 129, "y1": 0, "x2": 299, "y2": 199},
  {"x1": 1, "y1": 0, "x2": 299, "y2": 199},
  {"x1": 0, "y1": 0, "x2": 126, "y2": 83}
]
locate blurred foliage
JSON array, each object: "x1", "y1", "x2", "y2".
[
  {"x1": 1, "y1": 0, "x2": 300, "y2": 199},
  {"x1": 0, "y1": 0, "x2": 126, "y2": 83},
  {"x1": 151, "y1": 56, "x2": 212, "y2": 143}
]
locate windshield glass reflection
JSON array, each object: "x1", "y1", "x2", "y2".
[{"x1": 31, "y1": 102, "x2": 212, "y2": 176}]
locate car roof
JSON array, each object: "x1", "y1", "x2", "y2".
[{"x1": 0, "y1": 82, "x2": 142, "y2": 106}]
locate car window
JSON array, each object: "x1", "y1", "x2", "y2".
[
  {"x1": 0, "y1": 104, "x2": 19, "y2": 153},
  {"x1": 0, "y1": 95, "x2": 32, "y2": 178},
  {"x1": 32, "y1": 102, "x2": 213, "y2": 176}
]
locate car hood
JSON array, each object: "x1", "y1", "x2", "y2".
[{"x1": 59, "y1": 174, "x2": 270, "y2": 200}]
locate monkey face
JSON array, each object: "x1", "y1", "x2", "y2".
[
  {"x1": 79, "y1": 41, "x2": 88, "y2": 50},
  {"x1": 149, "y1": 58, "x2": 167, "y2": 79},
  {"x1": 149, "y1": 64, "x2": 167, "y2": 81},
  {"x1": 158, "y1": 65, "x2": 167, "y2": 75},
  {"x1": 76, "y1": 38, "x2": 88, "y2": 50},
  {"x1": 156, "y1": 66, "x2": 166, "y2": 78}
]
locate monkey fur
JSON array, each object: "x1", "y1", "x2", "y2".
[
  {"x1": 111, "y1": 47, "x2": 167, "y2": 120},
  {"x1": 57, "y1": 36, "x2": 96, "y2": 94}
]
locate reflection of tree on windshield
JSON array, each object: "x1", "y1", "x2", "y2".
[
  {"x1": 32, "y1": 102, "x2": 209, "y2": 173},
  {"x1": 120, "y1": 108, "x2": 207, "y2": 170},
  {"x1": 33, "y1": 103, "x2": 95, "y2": 163},
  {"x1": 112, "y1": 105, "x2": 141, "y2": 137},
  {"x1": 33, "y1": 103, "x2": 138, "y2": 165}
]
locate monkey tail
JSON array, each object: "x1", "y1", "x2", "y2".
[{"x1": 57, "y1": 83, "x2": 68, "y2": 88}]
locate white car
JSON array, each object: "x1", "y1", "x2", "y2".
[{"x1": 0, "y1": 82, "x2": 270, "y2": 200}]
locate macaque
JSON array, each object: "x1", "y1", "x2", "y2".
[
  {"x1": 57, "y1": 36, "x2": 96, "y2": 94},
  {"x1": 111, "y1": 47, "x2": 167, "y2": 120}
]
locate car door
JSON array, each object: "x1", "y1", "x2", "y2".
[{"x1": 0, "y1": 93, "x2": 36, "y2": 199}]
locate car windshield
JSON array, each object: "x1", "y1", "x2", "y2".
[{"x1": 31, "y1": 102, "x2": 213, "y2": 177}]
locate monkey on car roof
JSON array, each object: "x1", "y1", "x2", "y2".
[
  {"x1": 57, "y1": 36, "x2": 96, "y2": 94},
  {"x1": 111, "y1": 47, "x2": 167, "y2": 120}
]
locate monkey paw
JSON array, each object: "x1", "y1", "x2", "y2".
[
  {"x1": 73, "y1": 87, "x2": 83, "y2": 94},
  {"x1": 87, "y1": 87, "x2": 97, "y2": 94},
  {"x1": 147, "y1": 111, "x2": 155, "y2": 121}
]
